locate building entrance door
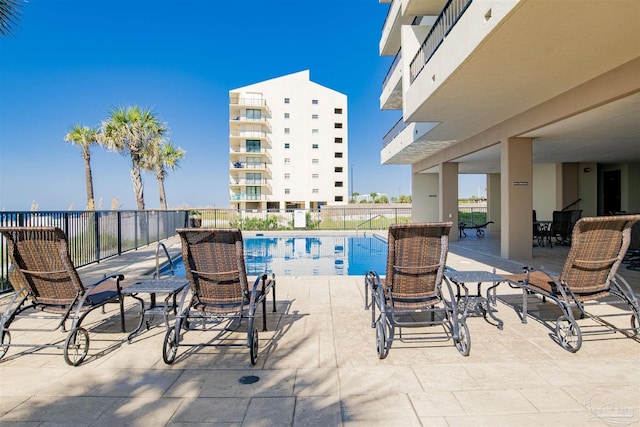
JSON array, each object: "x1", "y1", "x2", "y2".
[{"x1": 603, "y1": 170, "x2": 621, "y2": 214}]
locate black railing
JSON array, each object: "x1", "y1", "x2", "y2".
[
  {"x1": 0, "y1": 210, "x2": 188, "y2": 292},
  {"x1": 0, "y1": 205, "x2": 487, "y2": 292},
  {"x1": 383, "y1": 116, "x2": 407, "y2": 148},
  {"x1": 410, "y1": 0, "x2": 473, "y2": 83},
  {"x1": 382, "y1": 48, "x2": 402, "y2": 89}
]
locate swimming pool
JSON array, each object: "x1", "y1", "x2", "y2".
[{"x1": 160, "y1": 234, "x2": 388, "y2": 276}]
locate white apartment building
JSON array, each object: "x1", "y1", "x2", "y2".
[
  {"x1": 379, "y1": 0, "x2": 640, "y2": 259},
  {"x1": 229, "y1": 70, "x2": 348, "y2": 211}
]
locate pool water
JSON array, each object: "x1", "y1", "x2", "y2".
[{"x1": 161, "y1": 234, "x2": 388, "y2": 276}]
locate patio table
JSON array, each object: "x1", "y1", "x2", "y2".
[
  {"x1": 445, "y1": 269, "x2": 509, "y2": 330},
  {"x1": 122, "y1": 278, "x2": 188, "y2": 342}
]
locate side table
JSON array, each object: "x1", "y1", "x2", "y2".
[
  {"x1": 122, "y1": 278, "x2": 189, "y2": 342},
  {"x1": 445, "y1": 269, "x2": 508, "y2": 330}
]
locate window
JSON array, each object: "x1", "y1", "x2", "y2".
[
  {"x1": 284, "y1": 158, "x2": 291, "y2": 164},
  {"x1": 246, "y1": 157, "x2": 261, "y2": 168},
  {"x1": 246, "y1": 140, "x2": 260, "y2": 153},
  {"x1": 284, "y1": 128, "x2": 290, "y2": 134},
  {"x1": 334, "y1": 152, "x2": 343, "y2": 158},
  {"x1": 312, "y1": 99, "x2": 318, "y2": 105},
  {"x1": 246, "y1": 186, "x2": 261, "y2": 200},
  {"x1": 334, "y1": 137, "x2": 343, "y2": 143},
  {"x1": 334, "y1": 108, "x2": 342, "y2": 114},
  {"x1": 284, "y1": 188, "x2": 290, "y2": 194},
  {"x1": 284, "y1": 143, "x2": 290, "y2": 149},
  {"x1": 312, "y1": 159, "x2": 319, "y2": 164},
  {"x1": 284, "y1": 97, "x2": 290, "y2": 104},
  {"x1": 335, "y1": 196, "x2": 343, "y2": 202},
  {"x1": 334, "y1": 167, "x2": 343, "y2": 173},
  {"x1": 246, "y1": 173, "x2": 262, "y2": 185},
  {"x1": 284, "y1": 173, "x2": 290, "y2": 180},
  {"x1": 335, "y1": 181, "x2": 343, "y2": 187},
  {"x1": 334, "y1": 123, "x2": 343, "y2": 129},
  {"x1": 284, "y1": 112, "x2": 290, "y2": 119},
  {"x1": 312, "y1": 129, "x2": 318, "y2": 135},
  {"x1": 246, "y1": 109, "x2": 261, "y2": 120},
  {"x1": 312, "y1": 144, "x2": 318, "y2": 149},
  {"x1": 312, "y1": 189, "x2": 319, "y2": 194},
  {"x1": 312, "y1": 114, "x2": 318, "y2": 119},
  {"x1": 312, "y1": 173, "x2": 319, "y2": 179}
]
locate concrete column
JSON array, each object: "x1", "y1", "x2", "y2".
[
  {"x1": 487, "y1": 173, "x2": 501, "y2": 232},
  {"x1": 411, "y1": 172, "x2": 439, "y2": 222},
  {"x1": 500, "y1": 137, "x2": 533, "y2": 259},
  {"x1": 440, "y1": 162, "x2": 459, "y2": 242}
]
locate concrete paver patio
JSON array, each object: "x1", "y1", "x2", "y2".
[{"x1": 0, "y1": 233, "x2": 638, "y2": 426}]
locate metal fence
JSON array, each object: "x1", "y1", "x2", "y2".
[
  {"x1": 0, "y1": 205, "x2": 486, "y2": 292},
  {"x1": 0, "y1": 210, "x2": 188, "y2": 292}
]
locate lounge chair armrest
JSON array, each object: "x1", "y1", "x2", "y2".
[{"x1": 86, "y1": 273, "x2": 125, "y2": 294}]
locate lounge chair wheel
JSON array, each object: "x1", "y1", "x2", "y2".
[
  {"x1": 249, "y1": 326, "x2": 259, "y2": 365},
  {"x1": 64, "y1": 327, "x2": 89, "y2": 366},
  {"x1": 555, "y1": 316, "x2": 582, "y2": 353},
  {"x1": 163, "y1": 326, "x2": 179, "y2": 364},
  {"x1": 375, "y1": 314, "x2": 390, "y2": 359},
  {"x1": 0, "y1": 331, "x2": 10, "y2": 359},
  {"x1": 454, "y1": 320, "x2": 471, "y2": 356}
]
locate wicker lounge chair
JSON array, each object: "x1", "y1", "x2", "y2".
[
  {"x1": 364, "y1": 222, "x2": 470, "y2": 358},
  {"x1": 505, "y1": 215, "x2": 640, "y2": 352},
  {"x1": 162, "y1": 228, "x2": 276, "y2": 365},
  {"x1": 0, "y1": 227, "x2": 130, "y2": 366}
]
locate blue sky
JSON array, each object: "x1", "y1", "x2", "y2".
[{"x1": 0, "y1": 0, "x2": 484, "y2": 211}]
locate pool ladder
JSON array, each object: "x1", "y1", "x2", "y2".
[{"x1": 154, "y1": 242, "x2": 175, "y2": 278}]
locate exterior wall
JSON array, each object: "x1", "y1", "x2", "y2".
[
  {"x1": 532, "y1": 163, "x2": 559, "y2": 221},
  {"x1": 487, "y1": 173, "x2": 501, "y2": 231},
  {"x1": 411, "y1": 173, "x2": 439, "y2": 222},
  {"x1": 229, "y1": 70, "x2": 348, "y2": 209}
]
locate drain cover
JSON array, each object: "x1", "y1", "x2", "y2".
[{"x1": 238, "y1": 375, "x2": 260, "y2": 385}]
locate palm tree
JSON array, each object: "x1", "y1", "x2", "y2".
[
  {"x1": 0, "y1": 0, "x2": 22, "y2": 37},
  {"x1": 142, "y1": 139, "x2": 185, "y2": 210},
  {"x1": 100, "y1": 106, "x2": 166, "y2": 211},
  {"x1": 64, "y1": 125, "x2": 100, "y2": 210}
]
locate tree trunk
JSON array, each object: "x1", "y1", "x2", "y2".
[
  {"x1": 158, "y1": 177, "x2": 167, "y2": 210},
  {"x1": 130, "y1": 155, "x2": 148, "y2": 243},
  {"x1": 83, "y1": 151, "x2": 95, "y2": 211},
  {"x1": 130, "y1": 156, "x2": 145, "y2": 211}
]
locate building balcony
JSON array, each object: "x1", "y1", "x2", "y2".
[
  {"x1": 229, "y1": 131, "x2": 270, "y2": 143},
  {"x1": 229, "y1": 93, "x2": 271, "y2": 114},
  {"x1": 380, "y1": 48, "x2": 403, "y2": 110},
  {"x1": 229, "y1": 117, "x2": 272, "y2": 132},
  {"x1": 229, "y1": 178, "x2": 271, "y2": 188},
  {"x1": 381, "y1": 117, "x2": 439, "y2": 165},
  {"x1": 229, "y1": 147, "x2": 270, "y2": 157},
  {"x1": 229, "y1": 161, "x2": 269, "y2": 172},
  {"x1": 230, "y1": 193, "x2": 268, "y2": 202}
]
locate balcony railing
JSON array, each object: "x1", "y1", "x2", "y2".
[
  {"x1": 382, "y1": 116, "x2": 407, "y2": 148},
  {"x1": 382, "y1": 48, "x2": 402, "y2": 90},
  {"x1": 230, "y1": 162, "x2": 269, "y2": 171},
  {"x1": 410, "y1": 0, "x2": 472, "y2": 83},
  {"x1": 229, "y1": 97, "x2": 268, "y2": 108}
]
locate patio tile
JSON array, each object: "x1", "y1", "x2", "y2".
[
  {"x1": 0, "y1": 396, "x2": 118, "y2": 422},
  {"x1": 293, "y1": 396, "x2": 342, "y2": 426},
  {"x1": 452, "y1": 389, "x2": 537, "y2": 415},
  {"x1": 170, "y1": 397, "x2": 250, "y2": 423},
  {"x1": 92, "y1": 397, "x2": 183, "y2": 426},
  {"x1": 244, "y1": 396, "x2": 295, "y2": 426},
  {"x1": 293, "y1": 368, "x2": 340, "y2": 396},
  {"x1": 341, "y1": 393, "x2": 421, "y2": 426}
]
